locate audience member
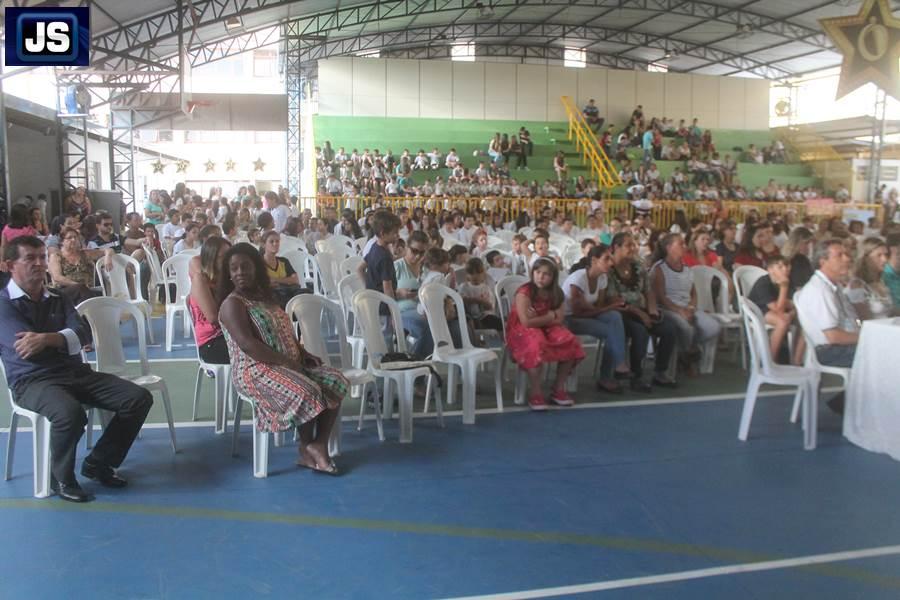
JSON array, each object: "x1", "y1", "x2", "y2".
[
  {"x1": 259, "y1": 231, "x2": 304, "y2": 308},
  {"x1": 883, "y1": 234, "x2": 900, "y2": 307},
  {"x1": 747, "y1": 255, "x2": 804, "y2": 364},
  {"x1": 846, "y1": 237, "x2": 897, "y2": 321},
  {"x1": 188, "y1": 236, "x2": 232, "y2": 364}
]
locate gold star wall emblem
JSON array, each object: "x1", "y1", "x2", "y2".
[
  {"x1": 205, "y1": 159, "x2": 216, "y2": 172},
  {"x1": 176, "y1": 160, "x2": 190, "y2": 173},
  {"x1": 225, "y1": 158, "x2": 236, "y2": 171},
  {"x1": 253, "y1": 157, "x2": 266, "y2": 172},
  {"x1": 821, "y1": 0, "x2": 900, "y2": 101},
  {"x1": 152, "y1": 160, "x2": 165, "y2": 174}
]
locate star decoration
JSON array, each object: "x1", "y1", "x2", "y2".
[
  {"x1": 176, "y1": 160, "x2": 190, "y2": 173},
  {"x1": 225, "y1": 158, "x2": 236, "y2": 171},
  {"x1": 204, "y1": 159, "x2": 216, "y2": 173},
  {"x1": 152, "y1": 160, "x2": 165, "y2": 174},
  {"x1": 820, "y1": 0, "x2": 900, "y2": 102},
  {"x1": 253, "y1": 157, "x2": 266, "y2": 172}
]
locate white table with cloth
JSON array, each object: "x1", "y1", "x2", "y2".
[{"x1": 844, "y1": 318, "x2": 900, "y2": 461}]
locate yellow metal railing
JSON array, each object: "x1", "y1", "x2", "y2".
[
  {"x1": 560, "y1": 95, "x2": 622, "y2": 191},
  {"x1": 313, "y1": 195, "x2": 883, "y2": 230}
]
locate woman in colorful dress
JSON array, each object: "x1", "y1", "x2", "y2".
[
  {"x1": 505, "y1": 257, "x2": 585, "y2": 411},
  {"x1": 218, "y1": 243, "x2": 348, "y2": 475}
]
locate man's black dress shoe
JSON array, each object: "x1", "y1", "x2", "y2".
[
  {"x1": 52, "y1": 479, "x2": 94, "y2": 503},
  {"x1": 81, "y1": 460, "x2": 128, "y2": 488}
]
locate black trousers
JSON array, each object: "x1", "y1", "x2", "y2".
[
  {"x1": 198, "y1": 335, "x2": 230, "y2": 364},
  {"x1": 14, "y1": 365, "x2": 153, "y2": 484},
  {"x1": 621, "y1": 313, "x2": 678, "y2": 378}
]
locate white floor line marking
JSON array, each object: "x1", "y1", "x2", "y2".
[
  {"x1": 0, "y1": 388, "x2": 843, "y2": 433},
  {"x1": 443, "y1": 544, "x2": 900, "y2": 599}
]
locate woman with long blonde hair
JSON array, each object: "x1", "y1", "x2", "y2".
[{"x1": 846, "y1": 237, "x2": 897, "y2": 321}]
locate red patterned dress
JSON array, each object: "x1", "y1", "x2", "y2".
[
  {"x1": 505, "y1": 284, "x2": 585, "y2": 370},
  {"x1": 223, "y1": 294, "x2": 348, "y2": 432}
]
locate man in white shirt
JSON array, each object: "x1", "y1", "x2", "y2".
[{"x1": 795, "y1": 239, "x2": 858, "y2": 370}]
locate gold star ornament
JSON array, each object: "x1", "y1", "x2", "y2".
[
  {"x1": 225, "y1": 158, "x2": 236, "y2": 171},
  {"x1": 176, "y1": 160, "x2": 190, "y2": 173},
  {"x1": 253, "y1": 157, "x2": 266, "y2": 172},
  {"x1": 204, "y1": 159, "x2": 216, "y2": 172},
  {"x1": 820, "y1": 0, "x2": 900, "y2": 101},
  {"x1": 152, "y1": 160, "x2": 165, "y2": 174}
]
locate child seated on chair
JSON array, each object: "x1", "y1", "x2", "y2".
[
  {"x1": 458, "y1": 258, "x2": 502, "y2": 333},
  {"x1": 506, "y1": 258, "x2": 585, "y2": 411},
  {"x1": 747, "y1": 255, "x2": 805, "y2": 365},
  {"x1": 418, "y1": 247, "x2": 466, "y2": 348}
]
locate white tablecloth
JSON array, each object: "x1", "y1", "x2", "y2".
[{"x1": 844, "y1": 318, "x2": 900, "y2": 461}]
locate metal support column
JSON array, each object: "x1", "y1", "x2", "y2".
[
  {"x1": 284, "y1": 23, "x2": 302, "y2": 197},
  {"x1": 0, "y1": 61, "x2": 11, "y2": 225},
  {"x1": 869, "y1": 88, "x2": 887, "y2": 203},
  {"x1": 109, "y1": 108, "x2": 136, "y2": 212},
  {"x1": 59, "y1": 114, "x2": 90, "y2": 193}
]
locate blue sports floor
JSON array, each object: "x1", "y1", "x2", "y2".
[{"x1": 2, "y1": 390, "x2": 900, "y2": 599}]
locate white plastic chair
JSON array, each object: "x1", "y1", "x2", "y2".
[
  {"x1": 281, "y1": 247, "x2": 320, "y2": 294},
  {"x1": 738, "y1": 298, "x2": 819, "y2": 450},
  {"x1": 353, "y1": 289, "x2": 443, "y2": 443},
  {"x1": 495, "y1": 274, "x2": 529, "y2": 404},
  {"x1": 95, "y1": 253, "x2": 156, "y2": 344},
  {"x1": 353, "y1": 237, "x2": 367, "y2": 255},
  {"x1": 142, "y1": 242, "x2": 166, "y2": 305},
  {"x1": 2, "y1": 359, "x2": 52, "y2": 498},
  {"x1": 793, "y1": 287, "x2": 852, "y2": 424},
  {"x1": 337, "y1": 273, "x2": 367, "y2": 369},
  {"x1": 162, "y1": 253, "x2": 194, "y2": 351},
  {"x1": 733, "y1": 265, "x2": 767, "y2": 369},
  {"x1": 691, "y1": 265, "x2": 739, "y2": 374},
  {"x1": 187, "y1": 306, "x2": 231, "y2": 435},
  {"x1": 313, "y1": 250, "x2": 341, "y2": 300},
  {"x1": 76, "y1": 297, "x2": 178, "y2": 453},
  {"x1": 278, "y1": 234, "x2": 305, "y2": 255},
  {"x1": 562, "y1": 245, "x2": 583, "y2": 270},
  {"x1": 339, "y1": 255, "x2": 364, "y2": 279},
  {"x1": 286, "y1": 294, "x2": 378, "y2": 447},
  {"x1": 419, "y1": 282, "x2": 503, "y2": 424},
  {"x1": 316, "y1": 235, "x2": 355, "y2": 259}
]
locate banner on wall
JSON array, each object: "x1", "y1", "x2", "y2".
[{"x1": 805, "y1": 198, "x2": 836, "y2": 216}]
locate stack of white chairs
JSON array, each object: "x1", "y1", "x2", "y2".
[
  {"x1": 77, "y1": 297, "x2": 178, "y2": 453},
  {"x1": 161, "y1": 253, "x2": 194, "y2": 352},
  {"x1": 339, "y1": 256, "x2": 365, "y2": 279},
  {"x1": 95, "y1": 253, "x2": 156, "y2": 344},
  {"x1": 314, "y1": 250, "x2": 342, "y2": 300},
  {"x1": 352, "y1": 289, "x2": 443, "y2": 443},
  {"x1": 286, "y1": 294, "x2": 378, "y2": 447},
  {"x1": 142, "y1": 242, "x2": 166, "y2": 307},
  {"x1": 737, "y1": 298, "x2": 820, "y2": 450},
  {"x1": 419, "y1": 282, "x2": 503, "y2": 424},
  {"x1": 691, "y1": 265, "x2": 739, "y2": 374},
  {"x1": 316, "y1": 235, "x2": 356, "y2": 259}
]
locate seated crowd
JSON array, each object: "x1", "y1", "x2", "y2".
[{"x1": 2, "y1": 179, "x2": 898, "y2": 501}]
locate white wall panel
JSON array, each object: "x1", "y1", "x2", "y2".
[
  {"x1": 485, "y1": 62, "x2": 517, "y2": 99},
  {"x1": 386, "y1": 96, "x2": 420, "y2": 118},
  {"x1": 663, "y1": 72, "x2": 692, "y2": 122},
  {"x1": 317, "y1": 58, "x2": 353, "y2": 116},
  {"x1": 485, "y1": 102, "x2": 516, "y2": 120},
  {"x1": 744, "y1": 79, "x2": 771, "y2": 130},
  {"x1": 577, "y1": 68, "x2": 608, "y2": 117},
  {"x1": 386, "y1": 59, "x2": 420, "y2": 99},
  {"x1": 352, "y1": 95, "x2": 386, "y2": 117},
  {"x1": 452, "y1": 61, "x2": 485, "y2": 100},
  {"x1": 718, "y1": 77, "x2": 745, "y2": 129},
  {"x1": 453, "y1": 100, "x2": 485, "y2": 119},
  {"x1": 420, "y1": 61, "x2": 452, "y2": 100},
  {"x1": 606, "y1": 70, "x2": 636, "y2": 128},
  {"x1": 352, "y1": 58, "x2": 386, "y2": 98},
  {"x1": 516, "y1": 65, "x2": 547, "y2": 106},
  {"x1": 636, "y1": 72, "x2": 664, "y2": 123},
  {"x1": 516, "y1": 103, "x2": 547, "y2": 121},
  {"x1": 547, "y1": 66, "x2": 578, "y2": 121},
  {"x1": 691, "y1": 74, "x2": 719, "y2": 127},
  {"x1": 420, "y1": 99, "x2": 452, "y2": 119}
]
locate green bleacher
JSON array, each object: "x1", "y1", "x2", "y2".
[{"x1": 313, "y1": 116, "x2": 820, "y2": 197}]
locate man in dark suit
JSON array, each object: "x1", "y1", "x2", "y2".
[{"x1": 0, "y1": 236, "x2": 152, "y2": 502}]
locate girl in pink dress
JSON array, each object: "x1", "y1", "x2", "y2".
[{"x1": 506, "y1": 257, "x2": 585, "y2": 410}]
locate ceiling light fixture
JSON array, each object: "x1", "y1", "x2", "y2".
[{"x1": 224, "y1": 16, "x2": 243, "y2": 30}]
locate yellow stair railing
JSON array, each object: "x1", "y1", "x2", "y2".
[{"x1": 560, "y1": 95, "x2": 622, "y2": 191}]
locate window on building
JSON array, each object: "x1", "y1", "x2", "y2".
[
  {"x1": 648, "y1": 62, "x2": 669, "y2": 73},
  {"x1": 159, "y1": 130, "x2": 174, "y2": 143},
  {"x1": 357, "y1": 49, "x2": 381, "y2": 58},
  {"x1": 451, "y1": 43, "x2": 476, "y2": 62},
  {"x1": 88, "y1": 161, "x2": 102, "y2": 190},
  {"x1": 253, "y1": 49, "x2": 277, "y2": 77},
  {"x1": 564, "y1": 48, "x2": 586, "y2": 68}
]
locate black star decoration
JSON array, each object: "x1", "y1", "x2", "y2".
[
  {"x1": 225, "y1": 158, "x2": 236, "y2": 171},
  {"x1": 176, "y1": 160, "x2": 190, "y2": 173},
  {"x1": 205, "y1": 159, "x2": 215, "y2": 173},
  {"x1": 821, "y1": 0, "x2": 900, "y2": 102},
  {"x1": 152, "y1": 160, "x2": 165, "y2": 174},
  {"x1": 253, "y1": 157, "x2": 266, "y2": 172}
]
